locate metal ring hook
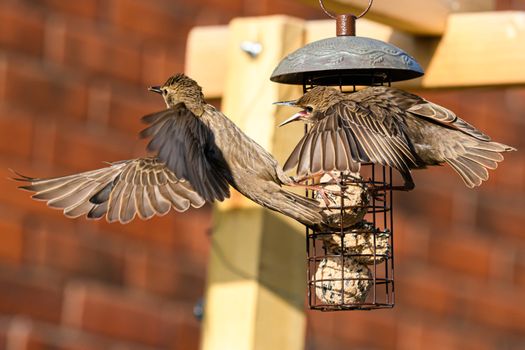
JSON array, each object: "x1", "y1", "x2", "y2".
[{"x1": 319, "y1": 0, "x2": 373, "y2": 19}]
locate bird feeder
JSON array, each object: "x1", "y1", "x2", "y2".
[{"x1": 270, "y1": 0, "x2": 423, "y2": 311}]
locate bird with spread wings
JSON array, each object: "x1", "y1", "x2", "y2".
[
  {"x1": 14, "y1": 74, "x2": 325, "y2": 227},
  {"x1": 276, "y1": 86, "x2": 515, "y2": 190}
]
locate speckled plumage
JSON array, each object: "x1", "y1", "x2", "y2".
[
  {"x1": 16, "y1": 74, "x2": 325, "y2": 226},
  {"x1": 280, "y1": 86, "x2": 516, "y2": 189}
]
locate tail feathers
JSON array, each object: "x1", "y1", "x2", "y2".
[
  {"x1": 14, "y1": 166, "x2": 123, "y2": 219},
  {"x1": 445, "y1": 141, "x2": 516, "y2": 188},
  {"x1": 12, "y1": 158, "x2": 206, "y2": 224},
  {"x1": 266, "y1": 188, "x2": 324, "y2": 227}
]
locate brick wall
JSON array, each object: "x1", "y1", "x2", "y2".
[
  {"x1": 0, "y1": 0, "x2": 324, "y2": 349},
  {"x1": 0, "y1": 0, "x2": 524, "y2": 349}
]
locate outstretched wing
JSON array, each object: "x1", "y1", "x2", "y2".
[
  {"x1": 284, "y1": 101, "x2": 418, "y2": 177},
  {"x1": 14, "y1": 158, "x2": 205, "y2": 224},
  {"x1": 372, "y1": 87, "x2": 490, "y2": 142},
  {"x1": 140, "y1": 104, "x2": 233, "y2": 202}
]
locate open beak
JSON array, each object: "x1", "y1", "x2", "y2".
[
  {"x1": 273, "y1": 99, "x2": 298, "y2": 107},
  {"x1": 148, "y1": 86, "x2": 163, "y2": 94},
  {"x1": 279, "y1": 111, "x2": 307, "y2": 127}
]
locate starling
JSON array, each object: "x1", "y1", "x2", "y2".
[
  {"x1": 15, "y1": 74, "x2": 324, "y2": 226},
  {"x1": 276, "y1": 86, "x2": 516, "y2": 189}
]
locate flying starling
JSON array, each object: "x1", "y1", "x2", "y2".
[
  {"x1": 276, "y1": 86, "x2": 516, "y2": 189},
  {"x1": 15, "y1": 74, "x2": 324, "y2": 226}
]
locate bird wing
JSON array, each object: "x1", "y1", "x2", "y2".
[
  {"x1": 284, "y1": 101, "x2": 417, "y2": 177},
  {"x1": 407, "y1": 99, "x2": 491, "y2": 142},
  {"x1": 140, "y1": 104, "x2": 233, "y2": 202},
  {"x1": 14, "y1": 158, "x2": 206, "y2": 224}
]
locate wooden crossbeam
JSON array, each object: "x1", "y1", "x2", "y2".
[
  {"x1": 185, "y1": 12, "x2": 525, "y2": 98},
  {"x1": 301, "y1": 0, "x2": 495, "y2": 35},
  {"x1": 424, "y1": 11, "x2": 525, "y2": 87}
]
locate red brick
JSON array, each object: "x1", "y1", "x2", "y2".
[
  {"x1": 2, "y1": 58, "x2": 88, "y2": 122},
  {"x1": 107, "y1": 89, "x2": 161, "y2": 135},
  {"x1": 13, "y1": 319, "x2": 158, "y2": 350},
  {"x1": 505, "y1": 87, "x2": 525, "y2": 118},
  {"x1": 31, "y1": 117, "x2": 59, "y2": 166},
  {"x1": 483, "y1": 152, "x2": 524, "y2": 191},
  {"x1": 396, "y1": 184, "x2": 455, "y2": 228},
  {"x1": 35, "y1": 0, "x2": 100, "y2": 19},
  {"x1": 62, "y1": 24, "x2": 142, "y2": 83},
  {"x1": 0, "y1": 108, "x2": 34, "y2": 159},
  {"x1": 95, "y1": 204, "x2": 210, "y2": 253},
  {"x1": 24, "y1": 222, "x2": 125, "y2": 283},
  {"x1": 170, "y1": 209, "x2": 212, "y2": 257},
  {"x1": 413, "y1": 88, "x2": 520, "y2": 191},
  {"x1": 0, "y1": 325, "x2": 6, "y2": 350},
  {"x1": 497, "y1": 0, "x2": 525, "y2": 10},
  {"x1": 141, "y1": 45, "x2": 185, "y2": 88},
  {"x1": 463, "y1": 286, "x2": 525, "y2": 333},
  {"x1": 63, "y1": 283, "x2": 198, "y2": 347},
  {"x1": 397, "y1": 267, "x2": 462, "y2": 317},
  {"x1": 52, "y1": 125, "x2": 134, "y2": 172},
  {"x1": 0, "y1": 165, "x2": 71, "y2": 222},
  {"x1": 514, "y1": 254, "x2": 525, "y2": 288},
  {"x1": 110, "y1": 0, "x2": 194, "y2": 43},
  {"x1": 420, "y1": 88, "x2": 522, "y2": 147},
  {"x1": 418, "y1": 325, "x2": 497, "y2": 350},
  {"x1": 0, "y1": 214, "x2": 24, "y2": 264},
  {"x1": 417, "y1": 89, "x2": 468, "y2": 118},
  {"x1": 489, "y1": 243, "x2": 518, "y2": 283},
  {"x1": 96, "y1": 212, "x2": 178, "y2": 248},
  {"x1": 428, "y1": 232, "x2": 492, "y2": 279},
  {"x1": 476, "y1": 194, "x2": 525, "y2": 240},
  {"x1": 44, "y1": 16, "x2": 67, "y2": 64},
  {"x1": 395, "y1": 321, "x2": 425, "y2": 350},
  {"x1": 246, "y1": 0, "x2": 332, "y2": 18},
  {"x1": 189, "y1": 0, "x2": 243, "y2": 14},
  {"x1": 25, "y1": 334, "x2": 99, "y2": 350},
  {"x1": 124, "y1": 249, "x2": 204, "y2": 300},
  {"x1": 86, "y1": 83, "x2": 111, "y2": 125},
  {"x1": 308, "y1": 311, "x2": 397, "y2": 349},
  {"x1": 0, "y1": 267, "x2": 63, "y2": 323},
  {"x1": 394, "y1": 214, "x2": 431, "y2": 260},
  {"x1": 0, "y1": 2, "x2": 45, "y2": 57},
  {"x1": 413, "y1": 162, "x2": 462, "y2": 190},
  {"x1": 457, "y1": 89, "x2": 522, "y2": 146},
  {"x1": 169, "y1": 321, "x2": 200, "y2": 350}
]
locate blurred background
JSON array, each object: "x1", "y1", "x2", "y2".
[{"x1": 0, "y1": 0, "x2": 524, "y2": 349}]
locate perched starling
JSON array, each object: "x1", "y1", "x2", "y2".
[
  {"x1": 15, "y1": 74, "x2": 324, "y2": 226},
  {"x1": 277, "y1": 86, "x2": 516, "y2": 189}
]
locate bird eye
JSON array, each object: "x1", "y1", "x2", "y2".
[
  {"x1": 306, "y1": 106, "x2": 313, "y2": 113},
  {"x1": 162, "y1": 89, "x2": 168, "y2": 95}
]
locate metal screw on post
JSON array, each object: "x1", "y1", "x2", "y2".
[{"x1": 240, "y1": 41, "x2": 263, "y2": 58}]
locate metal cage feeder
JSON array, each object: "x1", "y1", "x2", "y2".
[{"x1": 270, "y1": 1, "x2": 424, "y2": 311}]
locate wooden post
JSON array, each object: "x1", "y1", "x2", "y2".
[
  {"x1": 199, "y1": 16, "x2": 309, "y2": 350},
  {"x1": 300, "y1": 0, "x2": 495, "y2": 35}
]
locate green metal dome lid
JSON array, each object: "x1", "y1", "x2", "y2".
[{"x1": 270, "y1": 35, "x2": 424, "y2": 86}]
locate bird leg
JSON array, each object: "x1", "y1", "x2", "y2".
[
  {"x1": 289, "y1": 175, "x2": 352, "y2": 208},
  {"x1": 287, "y1": 182, "x2": 334, "y2": 206},
  {"x1": 368, "y1": 178, "x2": 415, "y2": 201}
]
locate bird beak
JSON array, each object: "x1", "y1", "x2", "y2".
[
  {"x1": 278, "y1": 112, "x2": 305, "y2": 127},
  {"x1": 148, "y1": 86, "x2": 163, "y2": 94},
  {"x1": 273, "y1": 99, "x2": 298, "y2": 106}
]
